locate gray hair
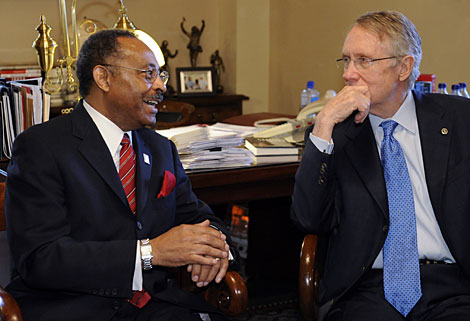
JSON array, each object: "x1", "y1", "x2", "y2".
[{"x1": 355, "y1": 11, "x2": 422, "y2": 89}]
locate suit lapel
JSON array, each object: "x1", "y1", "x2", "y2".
[
  {"x1": 133, "y1": 130, "x2": 152, "y2": 216},
  {"x1": 342, "y1": 118, "x2": 388, "y2": 217},
  {"x1": 414, "y1": 91, "x2": 450, "y2": 217},
  {"x1": 72, "y1": 101, "x2": 128, "y2": 208}
]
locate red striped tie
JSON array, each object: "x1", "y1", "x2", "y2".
[{"x1": 119, "y1": 134, "x2": 136, "y2": 214}]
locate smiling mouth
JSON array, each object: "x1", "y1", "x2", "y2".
[
  {"x1": 144, "y1": 99, "x2": 160, "y2": 106},
  {"x1": 144, "y1": 94, "x2": 164, "y2": 106}
]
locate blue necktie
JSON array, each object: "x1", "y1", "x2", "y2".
[{"x1": 380, "y1": 120, "x2": 422, "y2": 317}]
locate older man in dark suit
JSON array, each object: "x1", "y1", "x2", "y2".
[
  {"x1": 292, "y1": 11, "x2": 470, "y2": 321},
  {"x1": 5, "y1": 29, "x2": 236, "y2": 321}
]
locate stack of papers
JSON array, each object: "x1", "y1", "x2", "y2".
[
  {"x1": 180, "y1": 148, "x2": 253, "y2": 170},
  {"x1": 156, "y1": 123, "x2": 264, "y2": 170}
]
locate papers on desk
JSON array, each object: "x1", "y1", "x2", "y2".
[{"x1": 156, "y1": 123, "x2": 264, "y2": 170}]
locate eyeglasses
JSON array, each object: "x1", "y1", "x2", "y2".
[
  {"x1": 102, "y1": 64, "x2": 169, "y2": 85},
  {"x1": 335, "y1": 56, "x2": 398, "y2": 71}
]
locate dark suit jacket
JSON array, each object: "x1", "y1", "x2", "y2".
[
  {"x1": 291, "y1": 91, "x2": 470, "y2": 320},
  {"x1": 5, "y1": 101, "x2": 236, "y2": 321}
]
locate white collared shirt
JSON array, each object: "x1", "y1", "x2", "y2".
[
  {"x1": 310, "y1": 92, "x2": 455, "y2": 268},
  {"x1": 83, "y1": 100, "x2": 144, "y2": 290}
]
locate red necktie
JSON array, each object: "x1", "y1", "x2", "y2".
[{"x1": 119, "y1": 134, "x2": 136, "y2": 214}]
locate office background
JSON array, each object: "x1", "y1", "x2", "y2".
[{"x1": 2, "y1": 0, "x2": 469, "y2": 116}]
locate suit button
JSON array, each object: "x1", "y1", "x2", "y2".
[
  {"x1": 137, "y1": 221, "x2": 143, "y2": 230},
  {"x1": 92, "y1": 289, "x2": 98, "y2": 295},
  {"x1": 318, "y1": 178, "x2": 325, "y2": 185},
  {"x1": 362, "y1": 266, "x2": 366, "y2": 271},
  {"x1": 329, "y1": 299, "x2": 335, "y2": 306},
  {"x1": 112, "y1": 288, "x2": 118, "y2": 296},
  {"x1": 383, "y1": 225, "x2": 388, "y2": 232},
  {"x1": 105, "y1": 289, "x2": 111, "y2": 296},
  {"x1": 113, "y1": 300, "x2": 121, "y2": 310},
  {"x1": 99, "y1": 289, "x2": 104, "y2": 295}
]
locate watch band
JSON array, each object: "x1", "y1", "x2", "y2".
[{"x1": 140, "y1": 238, "x2": 153, "y2": 271}]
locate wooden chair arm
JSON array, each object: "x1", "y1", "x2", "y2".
[
  {"x1": 299, "y1": 234, "x2": 319, "y2": 321},
  {"x1": 0, "y1": 286, "x2": 23, "y2": 321},
  {"x1": 203, "y1": 271, "x2": 248, "y2": 316},
  {"x1": 170, "y1": 268, "x2": 248, "y2": 316}
]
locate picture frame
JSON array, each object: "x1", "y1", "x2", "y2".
[{"x1": 175, "y1": 67, "x2": 216, "y2": 97}]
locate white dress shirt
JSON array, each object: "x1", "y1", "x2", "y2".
[{"x1": 310, "y1": 92, "x2": 455, "y2": 269}]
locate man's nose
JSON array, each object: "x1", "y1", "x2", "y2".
[
  {"x1": 152, "y1": 76, "x2": 167, "y2": 93},
  {"x1": 343, "y1": 61, "x2": 359, "y2": 82}
]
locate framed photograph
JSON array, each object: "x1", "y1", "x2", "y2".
[{"x1": 175, "y1": 67, "x2": 216, "y2": 96}]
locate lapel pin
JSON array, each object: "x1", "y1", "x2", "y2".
[
  {"x1": 441, "y1": 128, "x2": 448, "y2": 135},
  {"x1": 143, "y1": 153, "x2": 150, "y2": 164}
]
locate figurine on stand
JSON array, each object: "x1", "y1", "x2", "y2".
[
  {"x1": 181, "y1": 17, "x2": 205, "y2": 67},
  {"x1": 160, "y1": 40, "x2": 178, "y2": 95},
  {"x1": 210, "y1": 49, "x2": 225, "y2": 93}
]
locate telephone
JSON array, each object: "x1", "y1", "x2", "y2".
[{"x1": 253, "y1": 90, "x2": 336, "y2": 143}]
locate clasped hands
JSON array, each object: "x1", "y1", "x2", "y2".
[{"x1": 150, "y1": 219, "x2": 230, "y2": 287}]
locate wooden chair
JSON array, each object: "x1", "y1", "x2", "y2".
[
  {"x1": 299, "y1": 234, "x2": 321, "y2": 321},
  {"x1": 0, "y1": 181, "x2": 247, "y2": 321},
  {"x1": 153, "y1": 100, "x2": 196, "y2": 129}
]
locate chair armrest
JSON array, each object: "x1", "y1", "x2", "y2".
[
  {"x1": 299, "y1": 234, "x2": 319, "y2": 321},
  {"x1": 203, "y1": 271, "x2": 248, "y2": 316},
  {"x1": 0, "y1": 286, "x2": 23, "y2": 321},
  {"x1": 170, "y1": 268, "x2": 248, "y2": 316}
]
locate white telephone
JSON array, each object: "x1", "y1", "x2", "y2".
[{"x1": 253, "y1": 90, "x2": 336, "y2": 143}]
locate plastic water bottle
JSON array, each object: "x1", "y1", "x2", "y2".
[
  {"x1": 300, "y1": 81, "x2": 320, "y2": 109},
  {"x1": 437, "y1": 83, "x2": 448, "y2": 94},
  {"x1": 307, "y1": 81, "x2": 320, "y2": 104},
  {"x1": 451, "y1": 84, "x2": 462, "y2": 96},
  {"x1": 459, "y1": 82, "x2": 470, "y2": 98}
]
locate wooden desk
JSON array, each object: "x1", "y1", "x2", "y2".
[{"x1": 188, "y1": 163, "x2": 299, "y2": 205}]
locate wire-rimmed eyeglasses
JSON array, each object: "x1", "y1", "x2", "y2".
[
  {"x1": 102, "y1": 64, "x2": 169, "y2": 85},
  {"x1": 335, "y1": 56, "x2": 398, "y2": 71}
]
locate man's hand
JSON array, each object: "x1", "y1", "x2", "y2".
[
  {"x1": 187, "y1": 257, "x2": 230, "y2": 287},
  {"x1": 313, "y1": 86, "x2": 371, "y2": 141},
  {"x1": 150, "y1": 219, "x2": 229, "y2": 267}
]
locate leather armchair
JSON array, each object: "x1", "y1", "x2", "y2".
[{"x1": 153, "y1": 100, "x2": 196, "y2": 129}]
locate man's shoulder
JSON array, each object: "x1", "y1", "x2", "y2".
[{"x1": 416, "y1": 91, "x2": 470, "y2": 111}]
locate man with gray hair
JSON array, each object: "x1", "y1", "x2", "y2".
[{"x1": 292, "y1": 11, "x2": 470, "y2": 321}]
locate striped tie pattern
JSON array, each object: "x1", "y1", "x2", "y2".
[{"x1": 119, "y1": 134, "x2": 136, "y2": 214}]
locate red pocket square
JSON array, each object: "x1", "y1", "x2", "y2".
[{"x1": 157, "y1": 170, "x2": 176, "y2": 198}]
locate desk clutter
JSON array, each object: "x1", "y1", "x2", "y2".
[{"x1": 156, "y1": 122, "x2": 301, "y2": 170}]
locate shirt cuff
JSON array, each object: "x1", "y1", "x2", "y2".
[
  {"x1": 132, "y1": 240, "x2": 143, "y2": 291},
  {"x1": 309, "y1": 133, "x2": 334, "y2": 154}
]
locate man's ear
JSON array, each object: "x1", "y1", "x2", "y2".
[
  {"x1": 92, "y1": 65, "x2": 111, "y2": 92},
  {"x1": 399, "y1": 55, "x2": 414, "y2": 82}
]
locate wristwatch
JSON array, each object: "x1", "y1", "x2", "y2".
[{"x1": 140, "y1": 238, "x2": 153, "y2": 271}]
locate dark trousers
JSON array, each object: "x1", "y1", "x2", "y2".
[
  {"x1": 110, "y1": 299, "x2": 228, "y2": 321},
  {"x1": 326, "y1": 264, "x2": 470, "y2": 321}
]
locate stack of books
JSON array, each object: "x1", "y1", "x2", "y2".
[{"x1": 244, "y1": 136, "x2": 299, "y2": 164}]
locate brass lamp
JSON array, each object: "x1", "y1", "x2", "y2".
[
  {"x1": 113, "y1": 0, "x2": 165, "y2": 68},
  {"x1": 32, "y1": 15, "x2": 58, "y2": 91}
]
